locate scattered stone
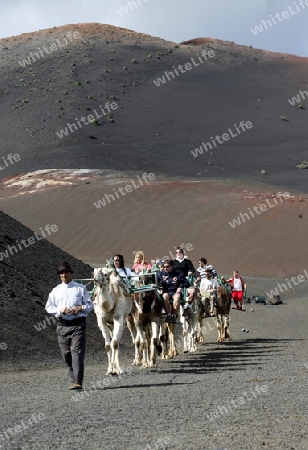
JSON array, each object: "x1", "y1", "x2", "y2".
[{"x1": 297, "y1": 162, "x2": 308, "y2": 169}]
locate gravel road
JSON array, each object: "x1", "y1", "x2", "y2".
[{"x1": 1, "y1": 296, "x2": 308, "y2": 450}]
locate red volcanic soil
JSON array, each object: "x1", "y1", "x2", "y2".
[{"x1": 0, "y1": 170, "x2": 307, "y2": 279}]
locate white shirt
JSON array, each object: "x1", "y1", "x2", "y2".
[
  {"x1": 46, "y1": 281, "x2": 93, "y2": 320},
  {"x1": 233, "y1": 277, "x2": 243, "y2": 291},
  {"x1": 116, "y1": 267, "x2": 135, "y2": 277},
  {"x1": 200, "y1": 277, "x2": 219, "y2": 292}
]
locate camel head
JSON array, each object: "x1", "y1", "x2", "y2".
[
  {"x1": 94, "y1": 267, "x2": 115, "y2": 286},
  {"x1": 105, "y1": 258, "x2": 117, "y2": 274},
  {"x1": 217, "y1": 285, "x2": 227, "y2": 299},
  {"x1": 216, "y1": 285, "x2": 231, "y2": 312}
]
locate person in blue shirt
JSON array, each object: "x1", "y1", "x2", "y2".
[{"x1": 157, "y1": 260, "x2": 190, "y2": 323}]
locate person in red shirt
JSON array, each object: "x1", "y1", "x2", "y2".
[
  {"x1": 132, "y1": 251, "x2": 152, "y2": 273},
  {"x1": 225, "y1": 270, "x2": 247, "y2": 310}
]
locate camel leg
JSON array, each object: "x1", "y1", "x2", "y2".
[
  {"x1": 141, "y1": 323, "x2": 151, "y2": 368},
  {"x1": 196, "y1": 319, "x2": 203, "y2": 343},
  {"x1": 111, "y1": 315, "x2": 126, "y2": 375},
  {"x1": 196, "y1": 312, "x2": 204, "y2": 343},
  {"x1": 132, "y1": 317, "x2": 149, "y2": 368},
  {"x1": 209, "y1": 295, "x2": 215, "y2": 316},
  {"x1": 216, "y1": 315, "x2": 223, "y2": 342},
  {"x1": 183, "y1": 329, "x2": 189, "y2": 353},
  {"x1": 95, "y1": 309, "x2": 113, "y2": 374},
  {"x1": 189, "y1": 310, "x2": 198, "y2": 352},
  {"x1": 224, "y1": 315, "x2": 231, "y2": 341},
  {"x1": 159, "y1": 323, "x2": 169, "y2": 359},
  {"x1": 180, "y1": 307, "x2": 189, "y2": 353},
  {"x1": 221, "y1": 317, "x2": 226, "y2": 341},
  {"x1": 187, "y1": 309, "x2": 196, "y2": 352},
  {"x1": 149, "y1": 318, "x2": 159, "y2": 368},
  {"x1": 167, "y1": 323, "x2": 177, "y2": 358},
  {"x1": 126, "y1": 316, "x2": 141, "y2": 366},
  {"x1": 135, "y1": 320, "x2": 147, "y2": 366}
]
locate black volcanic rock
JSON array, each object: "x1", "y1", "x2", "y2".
[
  {"x1": 0, "y1": 209, "x2": 100, "y2": 369},
  {"x1": 0, "y1": 23, "x2": 307, "y2": 190},
  {"x1": 0, "y1": 210, "x2": 92, "y2": 302}
]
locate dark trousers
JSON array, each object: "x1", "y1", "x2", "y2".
[{"x1": 56, "y1": 322, "x2": 86, "y2": 385}]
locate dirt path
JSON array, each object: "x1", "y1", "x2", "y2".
[{"x1": 1, "y1": 298, "x2": 308, "y2": 450}]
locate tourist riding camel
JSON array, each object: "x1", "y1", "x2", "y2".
[
  {"x1": 113, "y1": 254, "x2": 135, "y2": 277},
  {"x1": 199, "y1": 268, "x2": 220, "y2": 316},
  {"x1": 132, "y1": 251, "x2": 152, "y2": 273},
  {"x1": 157, "y1": 259, "x2": 190, "y2": 323},
  {"x1": 195, "y1": 258, "x2": 218, "y2": 280},
  {"x1": 172, "y1": 247, "x2": 196, "y2": 307}
]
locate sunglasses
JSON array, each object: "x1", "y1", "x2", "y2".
[
  {"x1": 164, "y1": 265, "x2": 170, "y2": 268},
  {"x1": 59, "y1": 270, "x2": 70, "y2": 274}
]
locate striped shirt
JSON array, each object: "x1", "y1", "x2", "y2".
[{"x1": 197, "y1": 264, "x2": 217, "y2": 278}]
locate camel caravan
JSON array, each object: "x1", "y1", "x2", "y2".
[{"x1": 90, "y1": 250, "x2": 243, "y2": 374}]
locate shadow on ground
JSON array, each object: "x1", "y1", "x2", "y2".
[{"x1": 156, "y1": 338, "x2": 304, "y2": 375}]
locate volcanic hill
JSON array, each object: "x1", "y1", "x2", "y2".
[{"x1": 0, "y1": 23, "x2": 307, "y2": 189}]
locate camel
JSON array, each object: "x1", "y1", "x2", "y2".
[
  {"x1": 126, "y1": 289, "x2": 161, "y2": 368},
  {"x1": 180, "y1": 298, "x2": 200, "y2": 353},
  {"x1": 93, "y1": 267, "x2": 133, "y2": 375},
  {"x1": 215, "y1": 285, "x2": 231, "y2": 342},
  {"x1": 195, "y1": 288, "x2": 213, "y2": 344},
  {"x1": 159, "y1": 289, "x2": 200, "y2": 358}
]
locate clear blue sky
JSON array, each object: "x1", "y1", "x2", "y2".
[{"x1": 1, "y1": 0, "x2": 307, "y2": 56}]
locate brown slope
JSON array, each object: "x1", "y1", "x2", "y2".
[
  {"x1": 0, "y1": 171, "x2": 307, "y2": 279},
  {"x1": 0, "y1": 24, "x2": 307, "y2": 190}
]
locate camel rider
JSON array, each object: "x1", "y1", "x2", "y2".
[
  {"x1": 157, "y1": 260, "x2": 190, "y2": 323},
  {"x1": 199, "y1": 268, "x2": 220, "y2": 316}
]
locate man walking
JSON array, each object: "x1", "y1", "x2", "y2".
[{"x1": 45, "y1": 262, "x2": 93, "y2": 390}]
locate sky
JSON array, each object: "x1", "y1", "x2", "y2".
[{"x1": 0, "y1": 0, "x2": 307, "y2": 57}]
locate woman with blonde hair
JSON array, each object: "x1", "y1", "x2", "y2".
[{"x1": 132, "y1": 251, "x2": 152, "y2": 273}]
